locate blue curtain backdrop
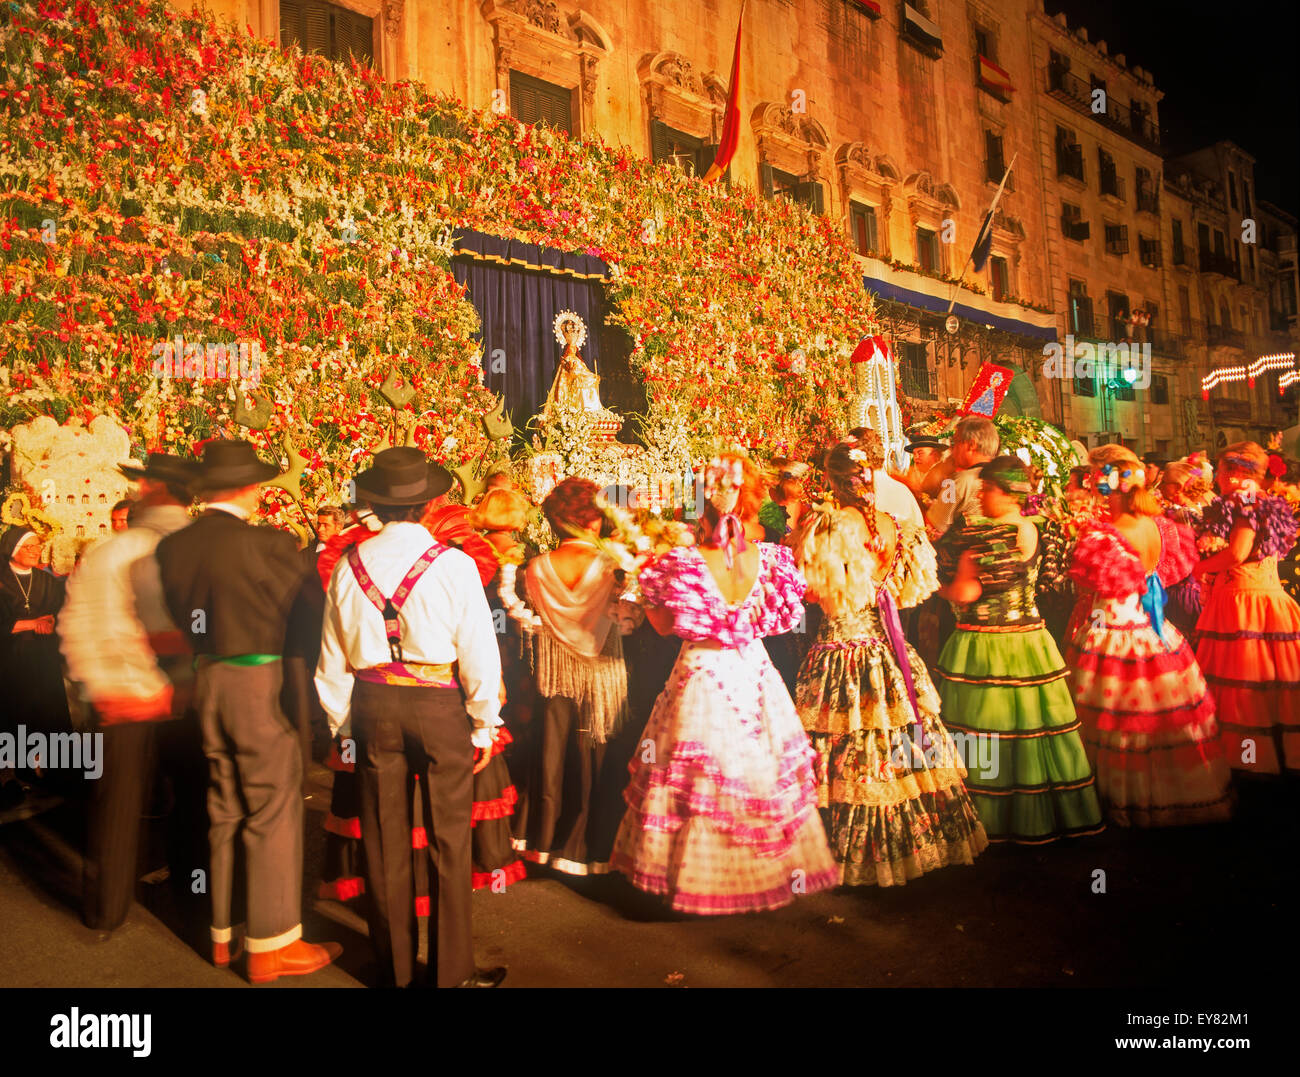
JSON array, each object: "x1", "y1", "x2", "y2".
[{"x1": 450, "y1": 229, "x2": 609, "y2": 430}]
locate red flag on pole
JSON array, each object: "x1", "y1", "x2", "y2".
[{"x1": 703, "y1": 1, "x2": 746, "y2": 183}]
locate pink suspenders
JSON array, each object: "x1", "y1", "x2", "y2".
[{"x1": 345, "y1": 543, "x2": 448, "y2": 662}]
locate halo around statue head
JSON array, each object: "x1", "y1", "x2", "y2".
[{"x1": 553, "y1": 310, "x2": 587, "y2": 350}]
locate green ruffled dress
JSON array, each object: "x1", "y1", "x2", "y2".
[{"x1": 935, "y1": 520, "x2": 1104, "y2": 844}]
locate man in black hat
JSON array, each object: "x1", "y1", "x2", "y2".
[
  {"x1": 901, "y1": 430, "x2": 949, "y2": 508},
  {"x1": 155, "y1": 439, "x2": 341, "y2": 983},
  {"x1": 61, "y1": 453, "x2": 206, "y2": 934},
  {"x1": 316, "y1": 447, "x2": 506, "y2": 988}
]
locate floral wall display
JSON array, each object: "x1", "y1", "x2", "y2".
[{"x1": 0, "y1": 0, "x2": 878, "y2": 527}]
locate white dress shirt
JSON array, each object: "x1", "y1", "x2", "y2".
[
  {"x1": 315, "y1": 521, "x2": 503, "y2": 747},
  {"x1": 59, "y1": 503, "x2": 192, "y2": 702},
  {"x1": 873, "y1": 468, "x2": 924, "y2": 528},
  {"x1": 200, "y1": 500, "x2": 252, "y2": 520}
]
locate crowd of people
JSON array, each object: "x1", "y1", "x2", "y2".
[{"x1": 0, "y1": 418, "x2": 1297, "y2": 987}]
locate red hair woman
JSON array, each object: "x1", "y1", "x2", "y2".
[{"x1": 611, "y1": 453, "x2": 837, "y2": 913}]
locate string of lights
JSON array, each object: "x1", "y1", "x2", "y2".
[{"x1": 1200, "y1": 352, "x2": 1297, "y2": 399}]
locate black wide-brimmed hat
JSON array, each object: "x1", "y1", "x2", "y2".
[
  {"x1": 193, "y1": 439, "x2": 281, "y2": 490},
  {"x1": 119, "y1": 452, "x2": 200, "y2": 489},
  {"x1": 905, "y1": 435, "x2": 949, "y2": 454},
  {"x1": 352, "y1": 447, "x2": 453, "y2": 506}
]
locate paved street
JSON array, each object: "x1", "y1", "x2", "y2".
[{"x1": 1, "y1": 766, "x2": 1294, "y2": 989}]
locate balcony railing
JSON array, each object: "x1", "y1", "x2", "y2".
[
  {"x1": 1271, "y1": 310, "x2": 1297, "y2": 332},
  {"x1": 1200, "y1": 250, "x2": 1240, "y2": 280},
  {"x1": 1139, "y1": 238, "x2": 1162, "y2": 268},
  {"x1": 1136, "y1": 187, "x2": 1159, "y2": 215},
  {"x1": 1047, "y1": 63, "x2": 1161, "y2": 150},
  {"x1": 1207, "y1": 323, "x2": 1246, "y2": 348},
  {"x1": 1148, "y1": 328, "x2": 1185, "y2": 358},
  {"x1": 900, "y1": 362, "x2": 938, "y2": 400}
]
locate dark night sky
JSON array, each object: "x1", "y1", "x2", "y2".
[{"x1": 1046, "y1": 1, "x2": 1299, "y2": 215}]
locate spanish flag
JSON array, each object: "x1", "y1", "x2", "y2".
[
  {"x1": 703, "y1": 1, "x2": 746, "y2": 183},
  {"x1": 978, "y1": 55, "x2": 1015, "y2": 94}
]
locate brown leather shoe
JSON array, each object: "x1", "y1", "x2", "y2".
[
  {"x1": 213, "y1": 928, "x2": 245, "y2": 968},
  {"x1": 247, "y1": 940, "x2": 342, "y2": 985}
]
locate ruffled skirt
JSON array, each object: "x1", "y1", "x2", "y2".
[
  {"x1": 1195, "y1": 560, "x2": 1300, "y2": 775},
  {"x1": 610, "y1": 640, "x2": 837, "y2": 915},
  {"x1": 1067, "y1": 594, "x2": 1233, "y2": 826},
  {"x1": 937, "y1": 623, "x2": 1104, "y2": 844},
  {"x1": 795, "y1": 606, "x2": 988, "y2": 887}
]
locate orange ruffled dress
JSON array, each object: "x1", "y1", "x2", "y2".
[
  {"x1": 1066, "y1": 519, "x2": 1233, "y2": 826},
  {"x1": 1194, "y1": 493, "x2": 1300, "y2": 776}
]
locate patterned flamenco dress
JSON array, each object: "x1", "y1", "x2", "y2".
[
  {"x1": 935, "y1": 522, "x2": 1104, "y2": 844},
  {"x1": 794, "y1": 507, "x2": 987, "y2": 886},
  {"x1": 1066, "y1": 519, "x2": 1233, "y2": 826},
  {"x1": 1194, "y1": 493, "x2": 1300, "y2": 775},
  {"x1": 316, "y1": 512, "x2": 524, "y2": 909},
  {"x1": 610, "y1": 543, "x2": 837, "y2": 914}
]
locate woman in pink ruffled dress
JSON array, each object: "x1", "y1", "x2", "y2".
[{"x1": 610, "y1": 454, "x2": 837, "y2": 915}]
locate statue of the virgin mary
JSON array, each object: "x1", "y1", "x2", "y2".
[{"x1": 543, "y1": 311, "x2": 622, "y2": 437}]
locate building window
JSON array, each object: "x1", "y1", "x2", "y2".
[
  {"x1": 1152, "y1": 375, "x2": 1171, "y2": 407},
  {"x1": 1242, "y1": 180, "x2": 1251, "y2": 215},
  {"x1": 898, "y1": 341, "x2": 935, "y2": 399},
  {"x1": 1107, "y1": 290, "x2": 1130, "y2": 339},
  {"x1": 973, "y1": 24, "x2": 996, "y2": 61},
  {"x1": 761, "y1": 164, "x2": 825, "y2": 213},
  {"x1": 650, "y1": 121, "x2": 705, "y2": 175},
  {"x1": 984, "y1": 129, "x2": 1012, "y2": 187},
  {"x1": 1139, "y1": 234, "x2": 1162, "y2": 268},
  {"x1": 989, "y1": 255, "x2": 1010, "y2": 301},
  {"x1": 1136, "y1": 166, "x2": 1158, "y2": 213},
  {"x1": 1172, "y1": 219, "x2": 1186, "y2": 265},
  {"x1": 509, "y1": 71, "x2": 573, "y2": 135},
  {"x1": 849, "y1": 201, "x2": 879, "y2": 256},
  {"x1": 1098, "y1": 148, "x2": 1124, "y2": 199},
  {"x1": 280, "y1": 0, "x2": 374, "y2": 64},
  {"x1": 1247, "y1": 244, "x2": 1256, "y2": 281},
  {"x1": 1055, "y1": 127, "x2": 1084, "y2": 182},
  {"x1": 1061, "y1": 201, "x2": 1090, "y2": 242},
  {"x1": 1178, "y1": 285, "x2": 1192, "y2": 331},
  {"x1": 1069, "y1": 279, "x2": 1093, "y2": 337},
  {"x1": 916, "y1": 226, "x2": 941, "y2": 272},
  {"x1": 1228, "y1": 170, "x2": 1238, "y2": 209},
  {"x1": 1104, "y1": 221, "x2": 1129, "y2": 256}
]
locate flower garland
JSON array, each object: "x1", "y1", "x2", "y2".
[{"x1": 0, "y1": 0, "x2": 882, "y2": 502}]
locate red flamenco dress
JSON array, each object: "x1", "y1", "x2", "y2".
[
  {"x1": 1194, "y1": 493, "x2": 1300, "y2": 776},
  {"x1": 1066, "y1": 518, "x2": 1233, "y2": 826},
  {"x1": 316, "y1": 511, "x2": 525, "y2": 909}
]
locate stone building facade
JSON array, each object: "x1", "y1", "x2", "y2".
[{"x1": 174, "y1": 0, "x2": 1298, "y2": 452}]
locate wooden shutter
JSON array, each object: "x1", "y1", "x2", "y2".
[
  {"x1": 303, "y1": 1, "x2": 330, "y2": 56},
  {"x1": 650, "y1": 120, "x2": 671, "y2": 163},
  {"x1": 338, "y1": 9, "x2": 374, "y2": 65}
]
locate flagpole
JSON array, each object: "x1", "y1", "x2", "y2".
[{"x1": 945, "y1": 152, "x2": 1017, "y2": 316}]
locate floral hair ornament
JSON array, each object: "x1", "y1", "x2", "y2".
[
  {"x1": 1095, "y1": 463, "x2": 1144, "y2": 496},
  {"x1": 703, "y1": 456, "x2": 748, "y2": 568}
]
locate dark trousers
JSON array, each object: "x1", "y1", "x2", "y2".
[
  {"x1": 282, "y1": 654, "x2": 324, "y2": 775},
  {"x1": 83, "y1": 715, "x2": 207, "y2": 931},
  {"x1": 196, "y1": 661, "x2": 303, "y2": 948},
  {"x1": 352, "y1": 680, "x2": 474, "y2": 989}
]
